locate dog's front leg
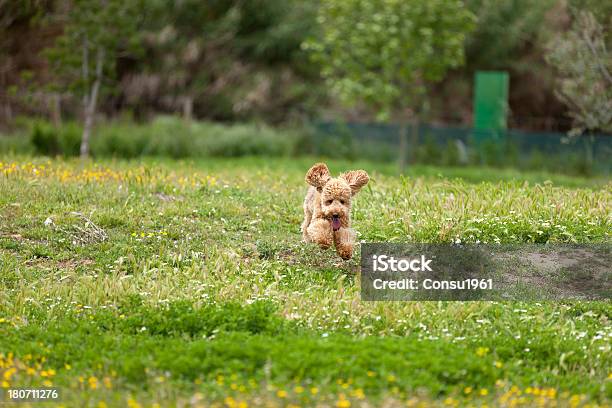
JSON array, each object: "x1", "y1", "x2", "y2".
[
  {"x1": 307, "y1": 218, "x2": 333, "y2": 249},
  {"x1": 333, "y1": 228, "x2": 356, "y2": 260}
]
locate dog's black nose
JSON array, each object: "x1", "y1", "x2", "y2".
[{"x1": 332, "y1": 214, "x2": 339, "y2": 219}]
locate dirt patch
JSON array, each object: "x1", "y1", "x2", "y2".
[{"x1": 497, "y1": 246, "x2": 610, "y2": 299}]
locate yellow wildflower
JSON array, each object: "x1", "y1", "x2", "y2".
[
  {"x1": 352, "y1": 388, "x2": 365, "y2": 399},
  {"x1": 3, "y1": 368, "x2": 16, "y2": 380},
  {"x1": 336, "y1": 394, "x2": 351, "y2": 408},
  {"x1": 444, "y1": 397, "x2": 458, "y2": 407},
  {"x1": 127, "y1": 398, "x2": 141, "y2": 408}
]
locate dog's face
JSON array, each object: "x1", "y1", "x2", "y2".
[
  {"x1": 305, "y1": 163, "x2": 369, "y2": 231},
  {"x1": 320, "y1": 178, "x2": 352, "y2": 230}
]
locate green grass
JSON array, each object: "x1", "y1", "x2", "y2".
[{"x1": 0, "y1": 155, "x2": 610, "y2": 407}]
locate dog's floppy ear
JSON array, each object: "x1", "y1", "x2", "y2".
[
  {"x1": 341, "y1": 170, "x2": 369, "y2": 195},
  {"x1": 305, "y1": 163, "x2": 331, "y2": 191}
]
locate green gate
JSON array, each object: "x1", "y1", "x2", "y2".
[{"x1": 473, "y1": 71, "x2": 509, "y2": 143}]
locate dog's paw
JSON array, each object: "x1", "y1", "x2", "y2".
[
  {"x1": 337, "y1": 244, "x2": 353, "y2": 260},
  {"x1": 334, "y1": 228, "x2": 355, "y2": 260},
  {"x1": 319, "y1": 242, "x2": 332, "y2": 250}
]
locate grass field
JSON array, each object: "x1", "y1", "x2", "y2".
[{"x1": 0, "y1": 155, "x2": 610, "y2": 407}]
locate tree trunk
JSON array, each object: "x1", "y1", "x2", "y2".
[
  {"x1": 82, "y1": 35, "x2": 89, "y2": 108},
  {"x1": 182, "y1": 96, "x2": 193, "y2": 123},
  {"x1": 3, "y1": 102, "x2": 12, "y2": 124},
  {"x1": 81, "y1": 48, "x2": 104, "y2": 157},
  {"x1": 81, "y1": 104, "x2": 94, "y2": 157},
  {"x1": 410, "y1": 116, "x2": 420, "y2": 164},
  {"x1": 50, "y1": 93, "x2": 61, "y2": 127},
  {"x1": 399, "y1": 121, "x2": 407, "y2": 173}
]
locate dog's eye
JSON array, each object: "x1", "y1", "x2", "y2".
[
  {"x1": 325, "y1": 199, "x2": 333, "y2": 205},
  {"x1": 340, "y1": 200, "x2": 345, "y2": 205}
]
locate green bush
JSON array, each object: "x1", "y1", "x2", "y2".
[
  {"x1": 91, "y1": 122, "x2": 149, "y2": 158},
  {"x1": 415, "y1": 134, "x2": 443, "y2": 164},
  {"x1": 477, "y1": 139, "x2": 503, "y2": 166},
  {"x1": 2, "y1": 116, "x2": 305, "y2": 159},
  {"x1": 0, "y1": 133, "x2": 33, "y2": 154},
  {"x1": 442, "y1": 140, "x2": 461, "y2": 166},
  {"x1": 27, "y1": 119, "x2": 82, "y2": 157},
  {"x1": 199, "y1": 122, "x2": 297, "y2": 157},
  {"x1": 30, "y1": 122, "x2": 58, "y2": 155},
  {"x1": 91, "y1": 116, "x2": 303, "y2": 158},
  {"x1": 310, "y1": 125, "x2": 358, "y2": 160}
]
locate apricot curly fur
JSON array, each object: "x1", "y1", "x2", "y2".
[{"x1": 301, "y1": 163, "x2": 369, "y2": 260}]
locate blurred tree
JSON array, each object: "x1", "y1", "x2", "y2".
[
  {"x1": 141, "y1": 1, "x2": 240, "y2": 121},
  {"x1": 45, "y1": 0, "x2": 143, "y2": 156},
  {"x1": 123, "y1": 0, "x2": 319, "y2": 122},
  {"x1": 546, "y1": 10, "x2": 611, "y2": 172},
  {"x1": 0, "y1": 0, "x2": 54, "y2": 122},
  {"x1": 304, "y1": 0, "x2": 475, "y2": 169},
  {"x1": 464, "y1": 0, "x2": 557, "y2": 69},
  {"x1": 568, "y1": 0, "x2": 612, "y2": 29},
  {"x1": 546, "y1": 11, "x2": 611, "y2": 138}
]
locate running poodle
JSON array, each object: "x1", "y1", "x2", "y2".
[{"x1": 301, "y1": 163, "x2": 369, "y2": 260}]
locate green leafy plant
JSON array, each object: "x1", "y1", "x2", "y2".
[{"x1": 304, "y1": 0, "x2": 475, "y2": 169}]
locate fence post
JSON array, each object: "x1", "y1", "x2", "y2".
[
  {"x1": 410, "y1": 118, "x2": 419, "y2": 164},
  {"x1": 399, "y1": 121, "x2": 407, "y2": 173}
]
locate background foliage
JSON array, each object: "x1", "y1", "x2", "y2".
[
  {"x1": 304, "y1": 0, "x2": 475, "y2": 121},
  {"x1": 0, "y1": 0, "x2": 609, "y2": 132}
]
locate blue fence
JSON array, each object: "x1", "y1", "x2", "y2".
[{"x1": 313, "y1": 122, "x2": 612, "y2": 175}]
